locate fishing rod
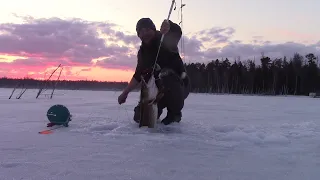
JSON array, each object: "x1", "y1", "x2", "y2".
[{"x1": 152, "y1": 0, "x2": 176, "y2": 74}]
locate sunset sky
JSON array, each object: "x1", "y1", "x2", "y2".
[{"x1": 0, "y1": 0, "x2": 319, "y2": 82}]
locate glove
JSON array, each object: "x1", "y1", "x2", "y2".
[{"x1": 181, "y1": 72, "x2": 187, "y2": 79}]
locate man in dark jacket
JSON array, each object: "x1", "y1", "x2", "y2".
[{"x1": 118, "y1": 18, "x2": 190, "y2": 125}]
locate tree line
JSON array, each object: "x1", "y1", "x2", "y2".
[
  {"x1": 0, "y1": 78, "x2": 128, "y2": 91},
  {"x1": 0, "y1": 52, "x2": 319, "y2": 96},
  {"x1": 185, "y1": 52, "x2": 320, "y2": 95}
]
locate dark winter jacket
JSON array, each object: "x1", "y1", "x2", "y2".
[{"x1": 132, "y1": 20, "x2": 186, "y2": 82}]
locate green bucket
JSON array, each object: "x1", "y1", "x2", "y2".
[{"x1": 46, "y1": 104, "x2": 72, "y2": 127}]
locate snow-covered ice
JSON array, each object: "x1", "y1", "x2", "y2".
[{"x1": 0, "y1": 88, "x2": 320, "y2": 180}]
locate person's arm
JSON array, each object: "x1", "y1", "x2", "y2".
[
  {"x1": 123, "y1": 50, "x2": 142, "y2": 95},
  {"x1": 169, "y1": 53, "x2": 187, "y2": 79},
  {"x1": 164, "y1": 20, "x2": 187, "y2": 78},
  {"x1": 162, "y1": 20, "x2": 182, "y2": 52},
  {"x1": 123, "y1": 76, "x2": 139, "y2": 95}
]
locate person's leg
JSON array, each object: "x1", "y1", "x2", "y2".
[
  {"x1": 133, "y1": 103, "x2": 140, "y2": 123},
  {"x1": 156, "y1": 89, "x2": 168, "y2": 119},
  {"x1": 159, "y1": 69, "x2": 185, "y2": 125},
  {"x1": 182, "y1": 75, "x2": 191, "y2": 100}
]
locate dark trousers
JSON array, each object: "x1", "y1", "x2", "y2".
[{"x1": 134, "y1": 70, "x2": 190, "y2": 122}]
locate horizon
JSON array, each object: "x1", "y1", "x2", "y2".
[{"x1": 0, "y1": 0, "x2": 319, "y2": 82}]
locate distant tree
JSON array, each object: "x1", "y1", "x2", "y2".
[
  {"x1": 182, "y1": 51, "x2": 320, "y2": 96},
  {"x1": 2, "y1": 52, "x2": 320, "y2": 96}
]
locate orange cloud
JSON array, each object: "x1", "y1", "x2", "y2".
[
  {"x1": 0, "y1": 54, "x2": 134, "y2": 82},
  {"x1": 0, "y1": 15, "x2": 320, "y2": 83}
]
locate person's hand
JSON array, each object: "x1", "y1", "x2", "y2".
[
  {"x1": 118, "y1": 92, "x2": 128, "y2": 105},
  {"x1": 160, "y1": 20, "x2": 170, "y2": 34}
]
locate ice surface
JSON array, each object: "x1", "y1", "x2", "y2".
[{"x1": 0, "y1": 88, "x2": 320, "y2": 180}]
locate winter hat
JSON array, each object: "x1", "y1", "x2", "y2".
[{"x1": 136, "y1": 18, "x2": 156, "y2": 35}]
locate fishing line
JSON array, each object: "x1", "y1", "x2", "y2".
[
  {"x1": 179, "y1": 0, "x2": 186, "y2": 62},
  {"x1": 115, "y1": 90, "x2": 130, "y2": 122},
  {"x1": 180, "y1": 0, "x2": 189, "y2": 77}
]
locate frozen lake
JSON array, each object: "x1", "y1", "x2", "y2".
[{"x1": 0, "y1": 88, "x2": 319, "y2": 180}]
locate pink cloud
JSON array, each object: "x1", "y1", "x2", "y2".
[
  {"x1": 0, "y1": 16, "x2": 139, "y2": 70},
  {"x1": 0, "y1": 15, "x2": 319, "y2": 81}
]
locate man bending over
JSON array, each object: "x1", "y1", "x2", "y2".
[{"x1": 118, "y1": 18, "x2": 190, "y2": 125}]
